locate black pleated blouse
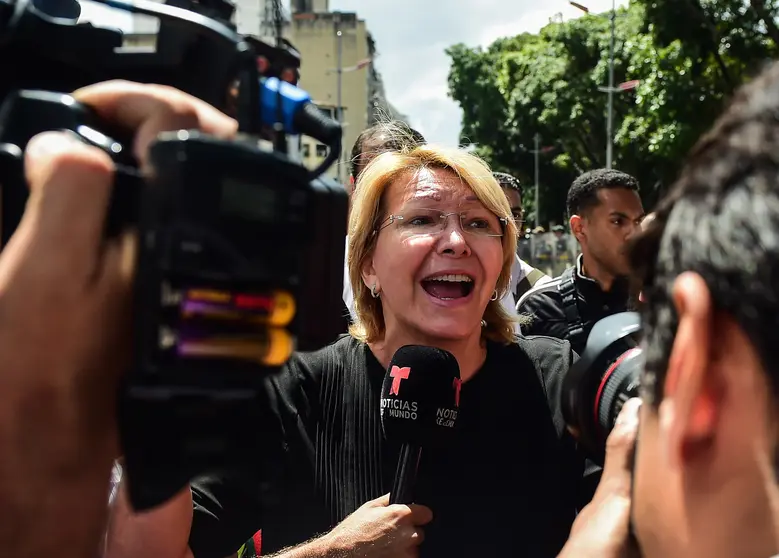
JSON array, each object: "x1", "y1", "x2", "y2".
[{"x1": 189, "y1": 335, "x2": 589, "y2": 558}]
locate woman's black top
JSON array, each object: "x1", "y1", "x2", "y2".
[{"x1": 189, "y1": 334, "x2": 588, "y2": 558}]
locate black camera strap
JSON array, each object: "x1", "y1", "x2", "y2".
[
  {"x1": 514, "y1": 267, "x2": 547, "y2": 301},
  {"x1": 558, "y1": 266, "x2": 585, "y2": 350}
]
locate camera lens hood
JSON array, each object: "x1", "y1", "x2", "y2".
[{"x1": 561, "y1": 312, "x2": 641, "y2": 455}]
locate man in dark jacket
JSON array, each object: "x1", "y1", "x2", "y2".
[{"x1": 516, "y1": 169, "x2": 644, "y2": 354}]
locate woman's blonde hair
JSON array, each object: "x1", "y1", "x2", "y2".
[{"x1": 347, "y1": 143, "x2": 519, "y2": 344}]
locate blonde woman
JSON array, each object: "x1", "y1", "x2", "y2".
[{"x1": 109, "y1": 144, "x2": 589, "y2": 558}]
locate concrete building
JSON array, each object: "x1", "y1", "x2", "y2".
[
  {"x1": 232, "y1": 0, "x2": 276, "y2": 40},
  {"x1": 292, "y1": 0, "x2": 329, "y2": 12},
  {"x1": 288, "y1": 6, "x2": 369, "y2": 182},
  {"x1": 366, "y1": 32, "x2": 407, "y2": 126}
]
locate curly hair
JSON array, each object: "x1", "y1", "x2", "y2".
[{"x1": 567, "y1": 168, "x2": 639, "y2": 218}]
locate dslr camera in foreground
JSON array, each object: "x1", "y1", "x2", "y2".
[
  {"x1": 0, "y1": 0, "x2": 348, "y2": 510},
  {"x1": 562, "y1": 312, "x2": 644, "y2": 464}
]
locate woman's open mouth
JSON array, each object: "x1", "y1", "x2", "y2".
[{"x1": 420, "y1": 273, "x2": 475, "y2": 301}]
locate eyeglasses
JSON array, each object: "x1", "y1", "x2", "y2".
[{"x1": 377, "y1": 207, "x2": 507, "y2": 238}]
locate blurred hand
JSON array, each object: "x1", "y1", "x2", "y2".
[
  {"x1": 0, "y1": 80, "x2": 236, "y2": 558},
  {"x1": 324, "y1": 494, "x2": 433, "y2": 558},
  {"x1": 558, "y1": 398, "x2": 642, "y2": 558}
]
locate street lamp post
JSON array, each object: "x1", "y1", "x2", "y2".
[
  {"x1": 334, "y1": 12, "x2": 344, "y2": 183},
  {"x1": 570, "y1": 0, "x2": 638, "y2": 169},
  {"x1": 327, "y1": 47, "x2": 372, "y2": 183},
  {"x1": 606, "y1": 0, "x2": 615, "y2": 168},
  {"x1": 525, "y1": 134, "x2": 556, "y2": 228},
  {"x1": 533, "y1": 134, "x2": 541, "y2": 229}
]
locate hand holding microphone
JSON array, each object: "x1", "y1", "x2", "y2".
[
  {"x1": 323, "y1": 345, "x2": 461, "y2": 557},
  {"x1": 324, "y1": 493, "x2": 432, "y2": 558}
]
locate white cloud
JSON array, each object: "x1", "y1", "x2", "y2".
[
  {"x1": 478, "y1": 11, "x2": 559, "y2": 46},
  {"x1": 330, "y1": 0, "x2": 628, "y2": 147}
]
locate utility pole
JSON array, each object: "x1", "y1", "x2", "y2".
[
  {"x1": 533, "y1": 133, "x2": 541, "y2": 228},
  {"x1": 521, "y1": 134, "x2": 557, "y2": 228},
  {"x1": 334, "y1": 12, "x2": 344, "y2": 184},
  {"x1": 571, "y1": 0, "x2": 639, "y2": 169},
  {"x1": 606, "y1": 0, "x2": 616, "y2": 168}
]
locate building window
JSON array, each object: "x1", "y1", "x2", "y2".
[
  {"x1": 302, "y1": 143, "x2": 311, "y2": 158},
  {"x1": 316, "y1": 106, "x2": 335, "y2": 120},
  {"x1": 315, "y1": 144, "x2": 328, "y2": 158}
]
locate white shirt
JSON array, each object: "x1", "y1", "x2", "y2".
[
  {"x1": 342, "y1": 236, "x2": 528, "y2": 331},
  {"x1": 342, "y1": 236, "x2": 356, "y2": 320},
  {"x1": 511, "y1": 253, "x2": 552, "y2": 291}
]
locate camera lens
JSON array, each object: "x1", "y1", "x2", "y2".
[
  {"x1": 594, "y1": 347, "x2": 643, "y2": 433},
  {"x1": 561, "y1": 312, "x2": 643, "y2": 464}
]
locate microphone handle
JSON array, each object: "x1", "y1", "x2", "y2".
[{"x1": 389, "y1": 444, "x2": 422, "y2": 505}]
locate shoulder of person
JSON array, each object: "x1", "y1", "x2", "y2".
[
  {"x1": 487, "y1": 337, "x2": 574, "y2": 444},
  {"x1": 533, "y1": 273, "x2": 553, "y2": 287},
  {"x1": 516, "y1": 274, "x2": 565, "y2": 313},
  {"x1": 514, "y1": 335, "x2": 574, "y2": 374},
  {"x1": 267, "y1": 335, "x2": 364, "y2": 403},
  {"x1": 511, "y1": 335, "x2": 575, "y2": 436},
  {"x1": 490, "y1": 335, "x2": 573, "y2": 380},
  {"x1": 290, "y1": 334, "x2": 361, "y2": 370}
]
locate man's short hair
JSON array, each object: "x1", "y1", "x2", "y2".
[
  {"x1": 630, "y1": 61, "x2": 779, "y2": 406},
  {"x1": 493, "y1": 172, "x2": 521, "y2": 192},
  {"x1": 566, "y1": 168, "x2": 639, "y2": 218},
  {"x1": 349, "y1": 121, "x2": 425, "y2": 180}
]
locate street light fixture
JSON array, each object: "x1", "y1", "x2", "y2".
[{"x1": 569, "y1": 0, "x2": 639, "y2": 169}]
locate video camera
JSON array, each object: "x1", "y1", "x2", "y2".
[
  {"x1": 561, "y1": 312, "x2": 644, "y2": 465},
  {"x1": 0, "y1": 0, "x2": 349, "y2": 510}
]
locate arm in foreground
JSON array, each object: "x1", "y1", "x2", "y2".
[{"x1": 557, "y1": 399, "x2": 642, "y2": 558}]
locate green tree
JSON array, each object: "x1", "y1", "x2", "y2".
[{"x1": 447, "y1": 1, "x2": 779, "y2": 223}]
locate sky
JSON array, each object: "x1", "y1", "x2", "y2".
[
  {"x1": 328, "y1": 0, "x2": 629, "y2": 146},
  {"x1": 79, "y1": 0, "x2": 628, "y2": 146}
]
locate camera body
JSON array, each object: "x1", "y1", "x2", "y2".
[
  {"x1": 0, "y1": 0, "x2": 348, "y2": 509},
  {"x1": 562, "y1": 312, "x2": 644, "y2": 464},
  {"x1": 123, "y1": 131, "x2": 348, "y2": 508}
]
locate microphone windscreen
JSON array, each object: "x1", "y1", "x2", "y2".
[{"x1": 380, "y1": 345, "x2": 461, "y2": 447}]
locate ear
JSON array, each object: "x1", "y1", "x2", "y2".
[
  {"x1": 569, "y1": 214, "x2": 584, "y2": 242},
  {"x1": 361, "y1": 253, "x2": 378, "y2": 293},
  {"x1": 660, "y1": 272, "x2": 720, "y2": 468}
]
